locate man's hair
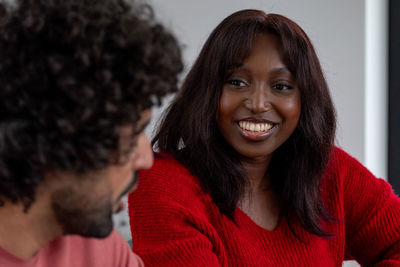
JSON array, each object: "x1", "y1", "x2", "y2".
[
  {"x1": 154, "y1": 10, "x2": 336, "y2": 238},
  {"x1": 0, "y1": 0, "x2": 183, "y2": 210}
]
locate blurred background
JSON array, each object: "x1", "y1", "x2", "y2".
[{"x1": 113, "y1": 0, "x2": 400, "y2": 266}]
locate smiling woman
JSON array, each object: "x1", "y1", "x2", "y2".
[{"x1": 128, "y1": 9, "x2": 400, "y2": 266}]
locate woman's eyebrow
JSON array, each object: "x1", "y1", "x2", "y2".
[
  {"x1": 229, "y1": 65, "x2": 251, "y2": 75},
  {"x1": 269, "y1": 67, "x2": 291, "y2": 75}
]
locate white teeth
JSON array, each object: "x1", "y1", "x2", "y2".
[
  {"x1": 250, "y1": 123, "x2": 255, "y2": 131},
  {"x1": 238, "y1": 121, "x2": 273, "y2": 132}
]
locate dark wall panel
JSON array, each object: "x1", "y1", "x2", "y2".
[{"x1": 389, "y1": 0, "x2": 400, "y2": 194}]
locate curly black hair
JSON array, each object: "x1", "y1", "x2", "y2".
[{"x1": 0, "y1": 0, "x2": 183, "y2": 210}]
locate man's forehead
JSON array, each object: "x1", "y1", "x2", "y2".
[
  {"x1": 134, "y1": 109, "x2": 152, "y2": 133},
  {"x1": 119, "y1": 109, "x2": 152, "y2": 137},
  {"x1": 137, "y1": 109, "x2": 152, "y2": 128}
]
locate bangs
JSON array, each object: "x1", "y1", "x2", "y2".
[{"x1": 218, "y1": 19, "x2": 262, "y2": 80}]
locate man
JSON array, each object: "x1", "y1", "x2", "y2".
[{"x1": 0, "y1": 0, "x2": 182, "y2": 266}]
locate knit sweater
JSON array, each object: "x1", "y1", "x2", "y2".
[{"x1": 128, "y1": 147, "x2": 400, "y2": 266}]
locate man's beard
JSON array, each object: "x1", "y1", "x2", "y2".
[
  {"x1": 50, "y1": 171, "x2": 138, "y2": 239},
  {"x1": 51, "y1": 187, "x2": 114, "y2": 239}
]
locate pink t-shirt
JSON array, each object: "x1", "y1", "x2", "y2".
[{"x1": 0, "y1": 230, "x2": 144, "y2": 267}]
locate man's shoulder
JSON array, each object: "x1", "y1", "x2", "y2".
[
  {"x1": 0, "y1": 231, "x2": 143, "y2": 267},
  {"x1": 48, "y1": 231, "x2": 143, "y2": 267}
]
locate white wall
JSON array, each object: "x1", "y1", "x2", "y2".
[{"x1": 116, "y1": 1, "x2": 388, "y2": 266}]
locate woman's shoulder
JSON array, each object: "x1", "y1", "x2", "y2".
[
  {"x1": 135, "y1": 152, "x2": 209, "y2": 206},
  {"x1": 330, "y1": 146, "x2": 359, "y2": 162},
  {"x1": 139, "y1": 152, "x2": 196, "y2": 183},
  {"x1": 326, "y1": 146, "x2": 368, "y2": 174},
  {"x1": 323, "y1": 146, "x2": 379, "y2": 190}
]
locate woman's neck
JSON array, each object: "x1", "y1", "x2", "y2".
[
  {"x1": 239, "y1": 155, "x2": 281, "y2": 231},
  {"x1": 241, "y1": 155, "x2": 272, "y2": 193}
]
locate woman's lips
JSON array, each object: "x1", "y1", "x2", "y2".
[
  {"x1": 237, "y1": 120, "x2": 277, "y2": 141},
  {"x1": 238, "y1": 120, "x2": 273, "y2": 132}
]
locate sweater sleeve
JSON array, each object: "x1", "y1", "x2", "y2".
[
  {"x1": 128, "y1": 156, "x2": 225, "y2": 267},
  {"x1": 339, "y1": 149, "x2": 400, "y2": 265}
]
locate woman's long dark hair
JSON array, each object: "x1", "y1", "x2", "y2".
[{"x1": 153, "y1": 10, "x2": 336, "y2": 237}]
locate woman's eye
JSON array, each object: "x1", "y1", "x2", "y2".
[
  {"x1": 273, "y1": 83, "x2": 292, "y2": 90},
  {"x1": 228, "y1": 79, "x2": 247, "y2": 87}
]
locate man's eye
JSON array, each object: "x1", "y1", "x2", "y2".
[
  {"x1": 273, "y1": 83, "x2": 292, "y2": 90},
  {"x1": 228, "y1": 79, "x2": 247, "y2": 87}
]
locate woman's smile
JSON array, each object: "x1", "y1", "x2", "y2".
[{"x1": 236, "y1": 119, "x2": 278, "y2": 141}]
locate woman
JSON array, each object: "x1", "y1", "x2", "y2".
[{"x1": 128, "y1": 10, "x2": 400, "y2": 266}]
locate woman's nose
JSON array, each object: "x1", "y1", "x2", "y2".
[{"x1": 245, "y1": 85, "x2": 271, "y2": 113}]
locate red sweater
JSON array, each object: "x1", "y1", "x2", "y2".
[{"x1": 128, "y1": 147, "x2": 400, "y2": 266}]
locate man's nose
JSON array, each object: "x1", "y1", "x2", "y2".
[{"x1": 132, "y1": 133, "x2": 154, "y2": 171}]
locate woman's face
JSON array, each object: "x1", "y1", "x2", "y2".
[{"x1": 217, "y1": 34, "x2": 300, "y2": 162}]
